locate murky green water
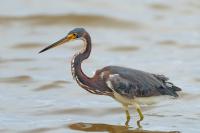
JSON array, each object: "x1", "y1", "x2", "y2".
[{"x1": 0, "y1": 0, "x2": 200, "y2": 133}]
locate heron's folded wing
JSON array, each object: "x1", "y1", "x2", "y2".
[{"x1": 106, "y1": 74, "x2": 153, "y2": 98}]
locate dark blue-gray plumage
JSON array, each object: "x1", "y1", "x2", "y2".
[{"x1": 100, "y1": 66, "x2": 181, "y2": 98}]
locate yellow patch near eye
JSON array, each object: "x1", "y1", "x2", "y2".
[{"x1": 67, "y1": 34, "x2": 77, "y2": 40}]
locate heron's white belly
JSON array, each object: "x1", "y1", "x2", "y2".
[
  {"x1": 113, "y1": 91, "x2": 134, "y2": 105},
  {"x1": 113, "y1": 91, "x2": 174, "y2": 106},
  {"x1": 135, "y1": 95, "x2": 174, "y2": 105}
]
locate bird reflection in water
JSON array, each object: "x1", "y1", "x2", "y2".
[{"x1": 68, "y1": 122, "x2": 180, "y2": 133}]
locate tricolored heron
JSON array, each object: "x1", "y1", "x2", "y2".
[{"x1": 39, "y1": 28, "x2": 181, "y2": 127}]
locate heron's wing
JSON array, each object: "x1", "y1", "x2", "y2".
[
  {"x1": 106, "y1": 74, "x2": 154, "y2": 98},
  {"x1": 103, "y1": 66, "x2": 179, "y2": 98}
]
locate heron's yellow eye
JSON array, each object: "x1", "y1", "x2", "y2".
[{"x1": 73, "y1": 33, "x2": 77, "y2": 37}]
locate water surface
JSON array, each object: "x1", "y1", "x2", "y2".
[{"x1": 0, "y1": 0, "x2": 200, "y2": 133}]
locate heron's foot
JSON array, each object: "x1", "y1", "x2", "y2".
[
  {"x1": 125, "y1": 118, "x2": 130, "y2": 127},
  {"x1": 137, "y1": 121, "x2": 142, "y2": 129},
  {"x1": 136, "y1": 108, "x2": 144, "y2": 129}
]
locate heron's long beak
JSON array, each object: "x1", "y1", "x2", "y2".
[{"x1": 39, "y1": 34, "x2": 75, "y2": 53}]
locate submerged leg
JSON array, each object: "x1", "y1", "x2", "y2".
[
  {"x1": 123, "y1": 104, "x2": 130, "y2": 127},
  {"x1": 133, "y1": 101, "x2": 144, "y2": 128}
]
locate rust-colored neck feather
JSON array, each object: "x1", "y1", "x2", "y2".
[{"x1": 71, "y1": 32, "x2": 96, "y2": 93}]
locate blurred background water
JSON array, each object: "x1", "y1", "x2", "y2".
[{"x1": 0, "y1": 0, "x2": 200, "y2": 133}]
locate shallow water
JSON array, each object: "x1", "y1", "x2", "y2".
[{"x1": 0, "y1": 0, "x2": 200, "y2": 133}]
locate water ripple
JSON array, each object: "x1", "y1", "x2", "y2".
[{"x1": 0, "y1": 14, "x2": 142, "y2": 29}]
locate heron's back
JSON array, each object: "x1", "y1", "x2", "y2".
[{"x1": 102, "y1": 66, "x2": 181, "y2": 97}]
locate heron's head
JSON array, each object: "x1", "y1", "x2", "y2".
[{"x1": 39, "y1": 28, "x2": 87, "y2": 53}]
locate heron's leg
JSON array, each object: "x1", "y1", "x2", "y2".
[
  {"x1": 133, "y1": 101, "x2": 143, "y2": 128},
  {"x1": 123, "y1": 104, "x2": 130, "y2": 127}
]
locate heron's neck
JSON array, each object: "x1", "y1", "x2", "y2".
[{"x1": 71, "y1": 34, "x2": 94, "y2": 91}]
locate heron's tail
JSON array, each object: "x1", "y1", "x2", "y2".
[
  {"x1": 165, "y1": 82, "x2": 182, "y2": 97},
  {"x1": 166, "y1": 82, "x2": 182, "y2": 91},
  {"x1": 153, "y1": 74, "x2": 182, "y2": 97},
  {"x1": 171, "y1": 85, "x2": 182, "y2": 92}
]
